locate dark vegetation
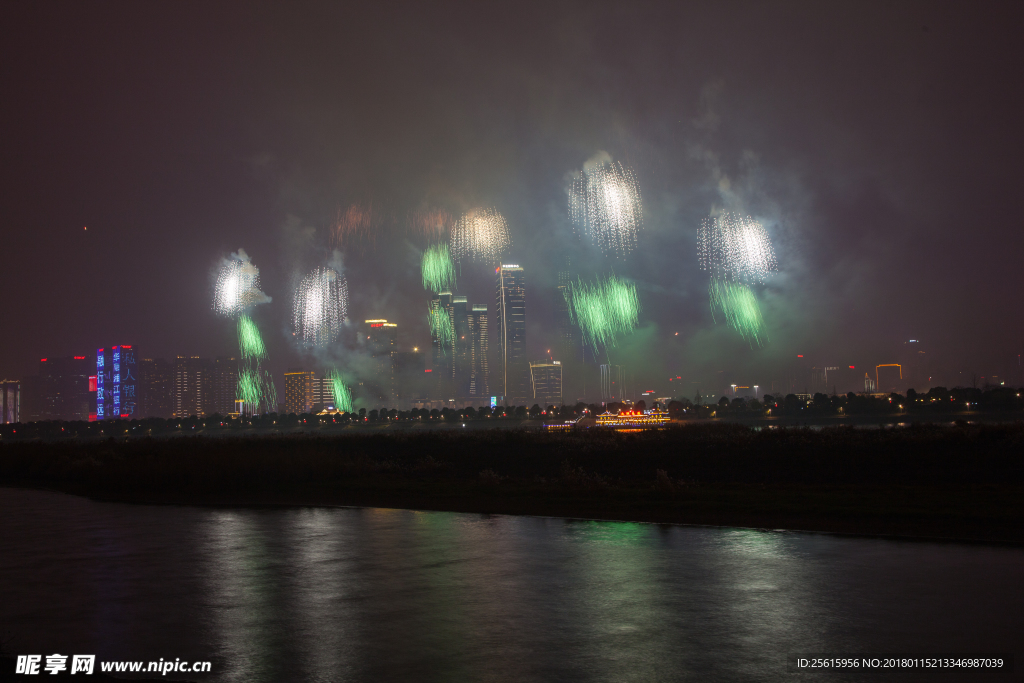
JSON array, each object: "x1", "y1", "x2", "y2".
[{"x1": 3, "y1": 422, "x2": 1023, "y2": 543}]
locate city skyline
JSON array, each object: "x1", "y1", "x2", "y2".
[{"x1": 1, "y1": 3, "x2": 1022, "y2": 411}]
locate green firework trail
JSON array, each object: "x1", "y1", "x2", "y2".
[
  {"x1": 428, "y1": 303, "x2": 455, "y2": 348},
  {"x1": 237, "y1": 315, "x2": 267, "y2": 359},
  {"x1": 421, "y1": 243, "x2": 457, "y2": 293},
  {"x1": 566, "y1": 274, "x2": 640, "y2": 355},
  {"x1": 326, "y1": 367, "x2": 353, "y2": 413},
  {"x1": 709, "y1": 278, "x2": 768, "y2": 347},
  {"x1": 237, "y1": 365, "x2": 277, "y2": 414}
]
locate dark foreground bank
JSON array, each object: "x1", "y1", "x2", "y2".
[{"x1": 2, "y1": 422, "x2": 1023, "y2": 543}]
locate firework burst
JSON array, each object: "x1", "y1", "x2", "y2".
[
  {"x1": 213, "y1": 251, "x2": 266, "y2": 317},
  {"x1": 421, "y1": 243, "x2": 457, "y2": 293},
  {"x1": 709, "y1": 278, "x2": 769, "y2": 347},
  {"x1": 237, "y1": 365, "x2": 277, "y2": 415},
  {"x1": 698, "y1": 213, "x2": 777, "y2": 285},
  {"x1": 293, "y1": 267, "x2": 348, "y2": 347},
  {"x1": 450, "y1": 208, "x2": 511, "y2": 263},
  {"x1": 408, "y1": 208, "x2": 452, "y2": 243},
  {"x1": 330, "y1": 200, "x2": 393, "y2": 249},
  {"x1": 326, "y1": 367, "x2": 353, "y2": 413},
  {"x1": 569, "y1": 160, "x2": 643, "y2": 257},
  {"x1": 237, "y1": 315, "x2": 267, "y2": 359},
  {"x1": 428, "y1": 303, "x2": 455, "y2": 348},
  {"x1": 566, "y1": 275, "x2": 640, "y2": 355}
]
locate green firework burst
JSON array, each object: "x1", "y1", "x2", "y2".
[
  {"x1": 237, "y1": 315, "x2": 267, "y2": 359},
  {"x1": 326, "y1": 367, "x2": 353, "y2": 413},
  {"x1": 428, "y1": 304, "x2": 455, "y2": 348},
  {"x1": 237, "y1": 365, "x2": 277, "y2": 414},
  {"x1": 566, "y1": 275, "x2": 640, "y2": 355},
  {"x1": 709, "y1": 278, "x2": 768, "y2": 347},
  {"x1": 421, "y1": 243, "x2": 457, "y2": 293}
]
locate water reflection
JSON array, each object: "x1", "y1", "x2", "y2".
[{"x1": 2, "y1": 489, "x2": 1022, "y2": 683}]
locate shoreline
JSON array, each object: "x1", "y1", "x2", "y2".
[
  {"x1": 3, "y1": 422, "x2": 1022, "y2": 546},
  {"x1": 8, "y1": 479, "x2": 1024, "y2": 547}
]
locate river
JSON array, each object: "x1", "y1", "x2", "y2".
[{"x1": 1, "y1": 488, "x2": 1020, "y2": 681}]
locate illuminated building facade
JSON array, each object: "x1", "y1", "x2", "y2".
[
  {"x1": 595, "y1": 408, "x2": 670, "y2": 428},
  {"x1": 138, "y1": 358, "x2": 174, "y2": 418},
  {"x1": 600, "y1": 364, "x2": 626, "y2": 402},
  {"x1": 173, "y1": 355, "x2": 208, "y2": 418},
  {"x1": 211, "y1": 357, "x2": 238, "y2": 415},
  {"x1": 468, "y1": 304, "x2": 489, "y2": 399},
  {"x1": 529, "y1": 361, "x2": 562, "y2": 404},
  {"x1": 1, "y1": 380, "x2": 19, "y2": 424},
  {"x1": 495, "y1": 264, "x2": 526, "y2": 401},
  {"x1": 364, "y1": 319, "x2": 398, "y2": 404},
  {"x1": 284, "y1": 369, "x2": 317, "y2": 414},
  {"x1": 97, "y1": 347, "x2": 137, "y2": 420},
  {"x1": 430, "y1": 292, "x2": 454, "y2": 398}
]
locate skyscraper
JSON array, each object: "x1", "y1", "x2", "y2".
[
  {"x1": 495, "y1": 264, "x2": 526, "y2": 401},
  {"x1": 364, "y1": 319, "x2": 398, "y2": 405},
  {"x1": 173, "y1": 356, "x2": 208, "y2": 418},
  {"x1": 556, "y1": 258, "x2": 581, "y2": 400},
  {"x1": 284, "y1": 369, "x2": 317, "y2": 414},
  {"x1": 530, "y1": 361, "x2": 562, "y2": 405},
  {"x1": 450, "y1": 297, "x2": 471, "y2": 397},
  {"x1": 468, "y1": 304, "x2": 489, "y2": 399},
  {"x1": 430, "y1": 292, "x2": 454, "y2": 399},
  {"x1": 97, "y1": 347, "x2": 137, "y2": 420},
  {"x1": 211, "y1": 357, "x2": 239, "y2": 415},
  {"x1": 1, "y1": 380, "x2": 20, "y2": 424},
  {"x1": 600, "y1": 364, "x2": 625, "y2": 403},
  {"x1": 138, "y1": 358, "x2": 174, "y2": 418}
]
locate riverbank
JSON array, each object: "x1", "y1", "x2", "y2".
[{"x1": 2, "y1": 422, "x2": 1022, "y2": 543}]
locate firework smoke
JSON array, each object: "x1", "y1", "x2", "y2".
[
  {"x1": 450, "y1": 208, "x2": 511, "y2": 263},
  {"x1": 213, "y1": 249, "x2": 269, "y2": 316},
  {"x1": 569, "y1": 160, "x2": 643, "y2": 257},
  {"x1": 326, "y1": 367, "x2": 354, "y2": 413},
  {"x1": 566, "y1": 275, "x2": 640, "y2": 355},
  {"x1": 709, "y1": 278, "x2": 769, "y2": 347},
  {"x1": 697, "y1": 213, "x2": 778, "y2": 285},
  {"x1": 421, "y1": 243, "x2": 457, "y2": 293},
  {"x1": 293, "y1": 267, "x2": 348, "y2": 347}
]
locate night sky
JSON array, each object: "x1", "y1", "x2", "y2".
[{"x1": 3, "y1": 2, "x2": 1023, "y2": 396}]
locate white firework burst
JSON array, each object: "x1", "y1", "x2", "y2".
[
  {"x1": 213, "y1": 251, "x2": 264, "y2": 317},
  {"x1": 449, "y1": 208, "x2": 511, "y2": 263},
  {"x1": 698, "y1": 213, "x2": 778, "y2": 284},
  {"x1": 293, "y1": 267, "x2": 348, "y2": 347},
  {"x1": 569, "y1": 160, "x2": 643, "y2": 257}
]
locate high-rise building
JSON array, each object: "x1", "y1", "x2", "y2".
[
  {"x1": 468, "y1": 304, "x2": 489, "y2": 399},
  {"x1": 138, "y1": 358, "x2": 174, "y2": 418},
  {"x1": 529, "y1": 361, "x2": 562, "y2": 405},
  {"x1": 364, "y1": 319, "x2": 398, "y2": 405},
  {"x1": 556, "y1": 258, "x2": 584, "y2": 400},
  {"x1": 430, "y1": 292, "x2": 454, "y2": 399},
  {"x1": 495, "y1": 264, "x2": 526, "y2": 401},
  {"x1": 96, "y1": 348, "x2": 136, "y2": 420},
  {"x1": 16, "y1": 356, "x2": 92, "y2": 422},
  {"x1": 600, "y1": 364, "x2": 626, "y2": 402},
  {"x1": 284, "y1": 369, "x2": 316, "y2": 414},
  {"x1": 449, "y1": 297, "x2": 472, "y2": 397},
  {"x1": 394, "y1": 349, "x2": 428, "y2": 406},
  {"x1": 211, "y1": 357, "x2": 238, "y2": 415},
  {"x1": 173, "y1": 356, "x2": 209, "y2": 418},
  {"x1": 1, "y1": 380, "x2": 20, "y2": 424}
]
